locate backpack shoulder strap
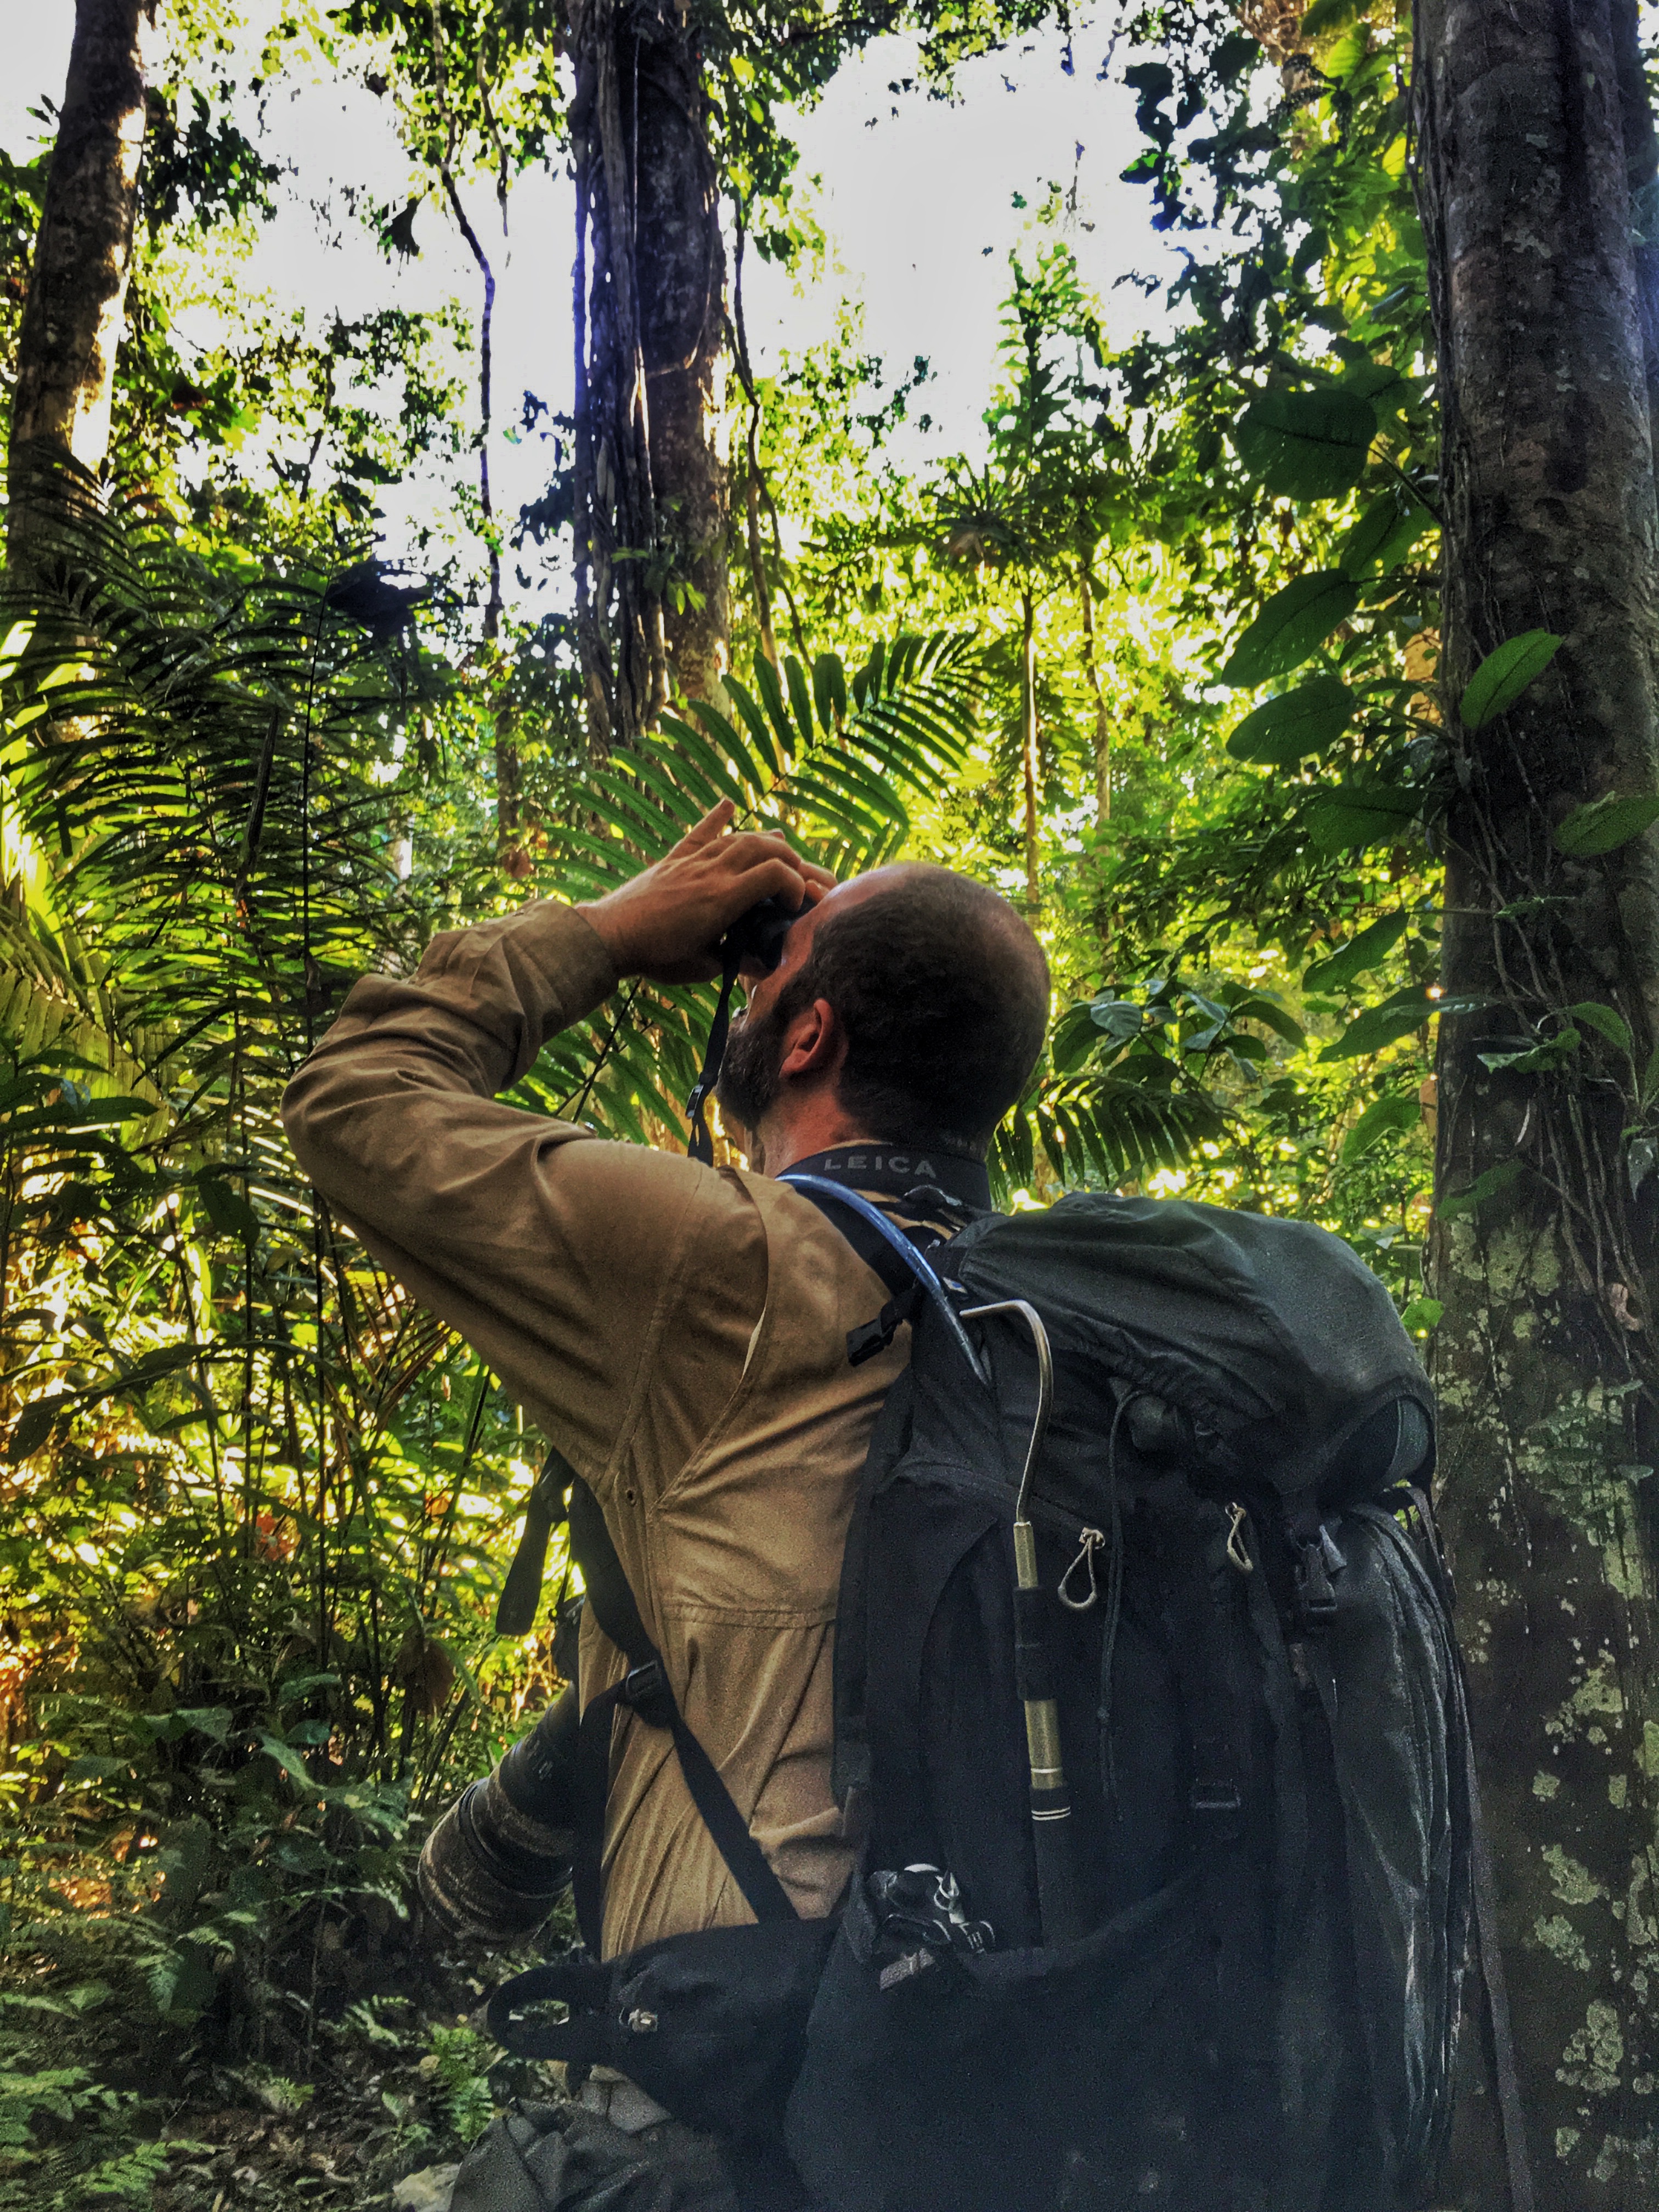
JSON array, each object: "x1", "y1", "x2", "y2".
[
  {"x1": 778, "y1": 1172, "x2": 988, "y2": 1383},
  {"x1": 565, "y1": 1476, "x2": 798, "y2": 1948},
  {"x1": 1403, "y1": 1487, "x2": 1536, "y2": 2212}
]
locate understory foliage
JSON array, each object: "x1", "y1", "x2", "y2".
[
  {"x1": 7, "y1": 0, "x2": 1650, "y2": 2197},
  {"x1": 0, "y1": 449, "x2": 978, "y2": 2193}
]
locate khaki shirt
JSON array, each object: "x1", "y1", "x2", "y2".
[{"x1": 281, "y1": 898, "x2": 905, "y2": 1957}]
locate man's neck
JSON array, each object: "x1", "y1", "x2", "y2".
[{"x1": 749, "y1": 1114, "x2": 883, "y2": 1178}]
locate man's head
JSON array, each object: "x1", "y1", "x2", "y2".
[{"x1": 716, "y1": 864, "x2": 1049, "y2": 1170}]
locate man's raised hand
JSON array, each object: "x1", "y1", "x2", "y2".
[{"x1": 577, "y1": 801, "x2": 836, "y2": 985}]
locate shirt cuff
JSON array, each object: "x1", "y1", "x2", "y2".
[{"x1": 419, "y1": 897, "x2": 622, "y2": 1042}]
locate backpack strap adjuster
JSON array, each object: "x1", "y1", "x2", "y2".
[{"x1": 1189, "y1": 1780, "x2": 1243, "y2": 1846}]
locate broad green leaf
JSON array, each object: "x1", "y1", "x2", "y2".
[
  {"x1": 1570, "y1": 1001, "x2": 1633, "y2": 1053},
  {"x1": 1479, "y1": 1026, "x2": 1579, "y2": 1074},
  {"x1": 1554, "y1": 792, "x2": 1659, "y2": 856},
  {"x1": 1341, "y1": 1091, "x2": 1420, "y2": 1163},
  {"x1": 64, "y1": 1754, "x2": 129, "y2": 1784},
  {"x1": 1398, "y1": 1297, "x2": 1443, "y2": 1334},
  {"x1": 6, "y1": 1395, "x2": 69, "y2": 1460},
  {"x1": 1338, "y1": 492, "x2": 1432, "y2": 579},
  {"x1": 0, "y1": 620, "x2": 32, "y2": 677},
  {"x1": 120, "y1": 1344, "x2": 200, "y2": 1386},
  {"x1": 171, "y1": 1706, "x2": 233, "y2": 1743},
  {"x1": 1319, "y1": 985, "x2": 1433, "y2": 1061},
  {"x1": 1220, "y1": 573, "x2": 1358, "y2": 687},
  {"x1": 1229, "y1": 994, "x2": 1306, "y2": 1047},
  {"x1": 812, "y1": 652, "x2": 847, "y2": 734},
  {"x1": 257, "y1": 1733, "x2": 316, "y2": 1789},
  {"x1": 1459, "y1": 630, "x2": 1561, "y2": 730},
  {"x1": 783, "y1": 656, "x2": 817, "y2": 751},
  {"x1": 1304, "y1": 912, "x2": 1408, "y2": 993},
  {"x1": 1050, "y1": 1003, "x2": 1105, "y2": 1072},
  {"x1": 62, "y1": 1096, "x2": 154, "y2": 1127},
  {"x1": 1301, "y1": 0, "x2": 1359, "y2": 31},
  {"x1": 1325, "y1": 24, "x2": 1372, "y2": 78},
  {"x1": 1226, "y1": 674, "x2": 1355, "y2": 763},
  {"x1": 1337, "y1": 359, "x2": 1413, "y2": 411},
  {"x1": 1306, "y1": 781, "x2": 1419, "y2": 853},
  {"x1": 1438, "y1": 1160, "x2": 1530, "y2": 1219},
  {"x1": 1233, "y1": 388, "x2": 1376, "y2": 500},
  {"x1": 721, "y1": 678, "x2": 785, "y2": 778},
  {"x1": 197, "y1": 1175, "x2": 259, "y2": 1240},
  {"x1": 1088, "y1": 997, "x2": 1144, "y2": 1041}
]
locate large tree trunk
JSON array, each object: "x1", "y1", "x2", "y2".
[
  {"x1": 568, "y1": 0, "x2": 729, "y2": 747},
  {"x1": 7, "y1": 0, "x2": 150, "y2": 558},
  {"x1": 1413, "y1": 5, "x2": 1659, "y2": 2205}
]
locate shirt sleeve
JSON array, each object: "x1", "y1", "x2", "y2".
[{"x1": 279, "y1": 899, "x2": 770, "y2": 1489}]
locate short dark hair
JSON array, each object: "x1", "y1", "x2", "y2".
[{"x1": 787, "y1": 866, "x2": 1049, "y2": 1156}]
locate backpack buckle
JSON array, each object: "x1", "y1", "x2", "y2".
[
  {"x1": 620, "y1": 1659, "x2": 672, "y2": 1724},
  {"x1": 847, "y1": 1285, "x2": 919, "y2": 1367},
  {"x1": 1294, "y1": 1528, "x2": 1345, "y2": 1628}
]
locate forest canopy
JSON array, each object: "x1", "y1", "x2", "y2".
[{"x1": 1, "y1": 3, "x2": 1658, "y2": 2208}]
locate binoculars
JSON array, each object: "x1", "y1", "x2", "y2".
[
  {"x1": 418, "y1": 1686, "x2": 579, "y2": 1941},
  {"x1": 721, "y1": 890, "x2": 799, "y2": 975}
]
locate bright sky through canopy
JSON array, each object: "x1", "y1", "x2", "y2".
[{"x1": 2, "y1": 5, "x2": 1172, "y2": 586}]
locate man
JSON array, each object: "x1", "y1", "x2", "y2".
[{"x1": 280, "y1": 802, "x2": 1048, "y2": 2157}]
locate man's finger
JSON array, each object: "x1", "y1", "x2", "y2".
[
  {"x1": 713, "y1": 830, "x2": 828, "y2": 891},
  {"x1": 735, "y1": 855, "x2": 816, "y2": 914},
  {"x1": 675, "y1": 799, "x2": 736, "y2": 854}
]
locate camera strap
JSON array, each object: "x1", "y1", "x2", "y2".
[
  {"x1": 684, "y1": 943, "x2": 742, "y2": 1168},
  {"x1": 565, "y1": 1474, "x2": 798, "y2": 1950}
]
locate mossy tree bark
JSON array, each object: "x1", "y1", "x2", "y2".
[
  {"x1": 568, "y1": 0, "x2": 729, "y2": 747},
  {"x1": 1413, "y1": 4, "x2": 1659, "y2": 2203},
  {"x1": 7, "y1": 0, "x2": 150, "y2": 562}
]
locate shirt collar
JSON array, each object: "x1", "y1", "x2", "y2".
[{"x1": 782, "y1": 1142, "x2": 992, "y2": 1216}]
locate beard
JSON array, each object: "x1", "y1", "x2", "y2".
[{"x1": 714, "y1": 995, "x2": 790, "y2": 1152}]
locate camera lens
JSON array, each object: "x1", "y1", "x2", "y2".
[{"x1": 419, "y1": 1688, "x2": 578, "y2": 1942}]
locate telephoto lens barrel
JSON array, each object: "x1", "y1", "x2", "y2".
[{"x1": 419, "y1": 1685, "x2": 579, "y2": 1941}]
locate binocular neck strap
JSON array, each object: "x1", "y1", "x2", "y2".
[{"x1": 684, "y1": 947, "x2": 741, "y2": 1168}]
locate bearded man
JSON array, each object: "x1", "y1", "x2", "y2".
[{"x1": 281, "y1": 802, "x2": 1048, "y2": 2203}]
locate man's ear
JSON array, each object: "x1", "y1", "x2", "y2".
[{"x1": 778, "y1": 997, "x2": 844, "y2": 1083}]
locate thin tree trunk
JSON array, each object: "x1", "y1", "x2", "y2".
[
  {"x1": 1079, "y1": 566, "x2": 1113, "y2": 968},
  {"x1": 732, "y1": 216, "x2": 778, "y2": 670},
  {"x1": 568, "y1": 0, "x2": 727, "y2": 744},
  {"x1": 7, "y1": 0, "x2": 150, "y2": 561},
  {"x1": 1413, "y1": 5, "x2": 1659, "y2": 2205},
  {"x1": 1021, "y1": 588, "x2": 1040, "y2": 912},
  {"x1": 1079, "y1": 566, "x2": 1110, "y2": 822},
  {"x1": 428, "y1": 2, "x2": 504, "y2": 647}
]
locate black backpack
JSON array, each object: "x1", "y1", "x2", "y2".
[{"x1": 489, "y1": 1190, "x2": 1485, "y2": 2212}]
